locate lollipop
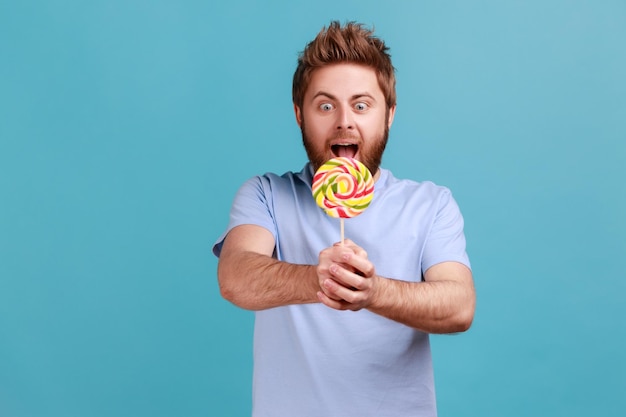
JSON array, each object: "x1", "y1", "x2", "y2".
[{"x1": 312, "y1": 157, "x2": 374, "y2": 243}]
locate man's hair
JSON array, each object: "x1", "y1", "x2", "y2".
[{"x1": 292, "y1": 21, "x2": 396, "y2": 110}]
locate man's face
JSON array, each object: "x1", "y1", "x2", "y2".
[{"x1": 295, "y1": 63, "x2": 396, "y2": 179}]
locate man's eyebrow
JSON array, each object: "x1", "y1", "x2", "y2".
[
  {"x1": 311, "y1": 91, "x2": 336, "y2": 100},
  {"x1": 351, "y1": 93, "x2": 376, "y2": 101}
]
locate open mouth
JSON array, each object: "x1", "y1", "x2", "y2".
[{"x1": 331, "y1": 144, "x2": 358, "y2": 159}]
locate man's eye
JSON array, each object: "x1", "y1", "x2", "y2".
[
  {"x1": 320, "y1": 103, "x2": 334, "y2": 111},
  {"x1": 355, "y1": 102, "x2": 368, "y2": 111}
]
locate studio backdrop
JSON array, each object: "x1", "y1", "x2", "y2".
[{"x1": 1, "y1": 1, "x2": 624, "y2": 416}]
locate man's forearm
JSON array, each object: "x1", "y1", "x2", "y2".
[
  {"x1": 369, "y1": 276, "x2": 475, "y2": 334},
  {"x1": 218, "y1": 250, "x2": 320, "y2": 310}
]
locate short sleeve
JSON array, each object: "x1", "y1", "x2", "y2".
[
  {"x1": 212, "y1": 176, "x2": 277, "y2": 257},
  {"x1": 420, "y1": 189, "x2": 470, "y2": 272}
]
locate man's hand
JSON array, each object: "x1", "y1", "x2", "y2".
[{"x1": 316, "y1": 239, "x2": 380, "y2": 311}]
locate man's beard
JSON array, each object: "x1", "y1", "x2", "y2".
[{"x1": 301, "y1": 118, "x2": 390, "y2": 176}]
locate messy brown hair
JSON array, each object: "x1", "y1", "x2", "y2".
[{"x1": 292, "y1": 21, "x2": 396, "y2": 110}]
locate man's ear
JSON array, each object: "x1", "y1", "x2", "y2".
[
  {"x1": 294, "y1": 104, "x2": 303, "y2": 127},
  {"x1": 387, "y1": 105, "x2": 396, "y2": 129}
]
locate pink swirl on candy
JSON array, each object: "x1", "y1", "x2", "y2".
[{"x1": 312, "y1": 157, "x2": 374, "y2": 218}]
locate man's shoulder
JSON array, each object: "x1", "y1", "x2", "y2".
[
  {"x1": 235, "y1": 164, "x2": 312, "y2": 202},
  {"x1": 382, "y1": 168, "x2": 452, "y2": 197},
  {"x1": 251, "y1": 164, "x2": 312, "y2": 188}
]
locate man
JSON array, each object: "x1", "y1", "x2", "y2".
[{"x1": 213, "y1": 21, "x2": 475, "y2": 417}]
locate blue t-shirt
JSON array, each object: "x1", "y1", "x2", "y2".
[{"x1": 213, "y1": 163, "x2": 470, "y2": 417}]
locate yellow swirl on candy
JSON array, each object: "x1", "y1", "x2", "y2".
[{"x1": 312, "y1": 157, "x2": 374, "y2": 218}]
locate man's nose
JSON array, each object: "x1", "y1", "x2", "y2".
[{"x1": 336, "y1": 106, "x2": 354, "y2": 130}]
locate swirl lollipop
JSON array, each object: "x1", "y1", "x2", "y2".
[{"x1": 312, "y1": 157, "x2": 374, "y2": 244}]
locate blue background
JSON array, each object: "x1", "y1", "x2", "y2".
[{"x1": 1, "y1": 1, "x2": 625, "y2": 416}]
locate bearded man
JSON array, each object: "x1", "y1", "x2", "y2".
[{"x1": 214, "y1": 20, "x2": 475, "y2": 417}]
